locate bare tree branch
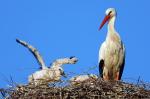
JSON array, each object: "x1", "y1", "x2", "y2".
[{"x1": 16, "y1": 39, "x2": 47, "y2": 69}]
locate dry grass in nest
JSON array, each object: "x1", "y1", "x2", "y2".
[{"x1": 0, "y1": 78, "x2": 150, "y2": 99}]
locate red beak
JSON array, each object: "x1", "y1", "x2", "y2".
[{"x1": 98, "y1": 15, "x2": 111, "y2": 30}]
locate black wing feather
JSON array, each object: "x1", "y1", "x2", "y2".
[
  {"x1": 119, "y1": 55, "x2": 125, "y2": 80},
  {"x1": 99, "y1": 59, "x2": 104, "y2": 78}
]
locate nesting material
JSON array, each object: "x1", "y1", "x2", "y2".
[{"x1": 2, "y1": 79, "x2": 150, "y2": 99}]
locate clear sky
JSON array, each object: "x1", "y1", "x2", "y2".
[{"x1": 0, "y1": 0, "x2": 150, "y2": 87}]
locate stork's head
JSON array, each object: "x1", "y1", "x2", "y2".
[
  {"x1": 68, "y1": 56, "x2": 78, "y2": 64},
  {"x1": 99, "y1": 8, "x2": 116, "y2": 30}
]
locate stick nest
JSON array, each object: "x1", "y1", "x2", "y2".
[{"x1": 1, "y1": 78, "x2": 150, "y2": 99}]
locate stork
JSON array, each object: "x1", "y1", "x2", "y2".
[
  {"x1": 69, "y1": 74, "x2": 98, "y2": 85},
  {"x1": 16, "y1": 39, "x2": 78, "y2": 85},
  {"x1": 98, "y1": 8, "x2": 125, "y2": 81}
]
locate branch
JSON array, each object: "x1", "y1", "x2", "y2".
[{"x1": 16, "y1": 39, "x2": 47, "y2": 69}]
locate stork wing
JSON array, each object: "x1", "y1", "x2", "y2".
[
  {"x1": 98, "y1": 42, "x2": 106, "y2": 77},
  {"x1": 99, "y1": 59, "x2": 104, "y2": 77},
  {"x1": 16, "y1": 39, "x2": 47, "y2": 69},
  {"x1": 118, "y1": 44, "x2": 125, "y2": 80}
]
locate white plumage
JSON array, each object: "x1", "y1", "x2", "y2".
[
  {"x1": 69, "y1": 74, "x2": 98, "y2": 85},
  {"x1": 28, "y1": 57, "x2": 78, "y2": 85},
  {"x1": 98, "y1": 8, "x2": 125, "y2": 81},
  {"x1": 16, "y1": 39, "x2": 78, "y2": 85}
]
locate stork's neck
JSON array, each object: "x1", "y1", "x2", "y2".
[
  {"x1": 106, "y1": 16, "x2": 120, "y2": 41},
  {"x1": 108, "y1": 16, "x2": 116, "y2": 33}
]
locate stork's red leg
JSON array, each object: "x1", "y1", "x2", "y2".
[
  {"x1": 115, "y1": 72, "x2": 120, "y2": 80},
  {"x1": 103, "y1": 73, "x2": 109, "y2": 81}
]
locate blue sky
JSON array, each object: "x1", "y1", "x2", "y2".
[{"x1": 0, "y1": 0, "x2": 150, "y2": 87}]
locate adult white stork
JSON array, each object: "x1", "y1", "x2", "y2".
[{"x1": 98, "y1": 8, "x2": 125, "y2": 81}]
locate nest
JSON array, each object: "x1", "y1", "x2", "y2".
[{"x1": 1, "y1": 78, "x2": 150, "y2": 99}]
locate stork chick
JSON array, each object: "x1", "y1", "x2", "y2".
[
  {"x1": 69, "y1": 74, "x2": 98, "y2": 85},
  {"x1": 16, "y1": 39, "x2": 78, "y2": 85},
  {"x1": 28, "y1": 56, "x2": 78, "y2": 85}
]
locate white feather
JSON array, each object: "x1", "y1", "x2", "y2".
[{"x1": 70, "y1": 74, "x2": 98, "y2": 85}]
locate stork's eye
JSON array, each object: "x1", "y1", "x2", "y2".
[
  {"x1": 59, "y1": 68, "x2": 62, "y2": 71},
  {"x1": 108, "y1": 11, "x2": 112, "y2": 15}
]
